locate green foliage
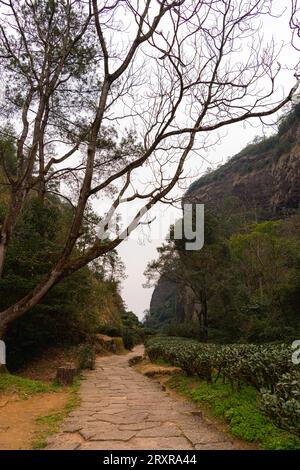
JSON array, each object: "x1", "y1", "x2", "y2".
[
  {"x1": 121, "y1": 328, "x2": 137, "y2": 351},
  {"x1": 146, "y1": 337, "x2": 297, "y2": 389},
  {"x1": 97, "y1": 324, "x2": 122, "y2": 337},
  {"x1": 146, "y1": 212, "x2": 300, "y2": 343},
  {"x1": 237, "y1": 134, "x2": 279, "y2": 159},
  {"x1": 0, "y1": 129, "x2": 17, "y2": 176},
  {"x1": 0, "y1": 373, "x2": 58, "y2": 397},
  {"x1": 261, "y1": 371, "x2": 300, "y2": 437},
  {"x1": 162, "y1": 320, "x2": 202, "y2": 339},
  {"x1": 146, "y1": 336, "x2": 300, "y2": 437},
  {"x1": 0, "y1": 196, "x2": 126, "y2": 370},
  {"x1": 77, "y1": 344, "x2": 96, "y2": 370},
  {"x1": 121, "y1": 311, "x2": 145, "y2": 348},
  {"x1": 278, "y1": 102, "x2": 300, "y2": 136},
  {"x1": 97, "y1": 310, "x2": 144, "y2": 351},
  {"x1": 168, "y1": 375, "x2": 300, "y2": 450}
]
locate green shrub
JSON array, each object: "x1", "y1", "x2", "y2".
[
  {"x1": 261, "y1": 371, "x2": 300, "y2": 437},
  {"x1": 77, "y1": 344, "x2": 96, "y2": 370},
  {"x1": 146, "y1": 337, "x2": 299, "y2": 437},
  {"x1": 97, "y1": 324, "x2": 122, "y2": 337},
  {"x1": 122, "y1": 328, "x2": 138, "y2": 350},
  {"x1": 163, "y1": 320, "x2": 201, "y2": 339}
]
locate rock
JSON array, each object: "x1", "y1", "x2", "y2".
[
  {"x1": 128, "y1": 356, "x2": 143, "y2": 367},
  {"x1": 94, "y1": 334, "x2": 125, "y2": 354}
]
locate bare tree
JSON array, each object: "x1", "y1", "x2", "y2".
[
  {"x1": 0, "y1": 0, "x2": 298, "y2": 337},
  {"x1": 291, "y1": 0, "x2": 300, "y2": 51}
]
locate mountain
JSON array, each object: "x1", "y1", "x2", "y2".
[
  {"x1": 146, "y1": 104, "x2": 300, "y2": 334},
  {"x1": 185, "y1": 104, "x2": 300, "y2": 217}
]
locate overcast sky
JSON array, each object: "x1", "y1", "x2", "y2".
[{"x1": 116, "y1": 3, "x2": 299, "y2": 321}]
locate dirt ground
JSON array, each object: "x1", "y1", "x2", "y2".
[
  {"x1": 136, "y1": 362, "x2": 182, "y2": 377},
  {"x1": 17, "y1": 346, "x2": 80, "y2": 382},
  {"x1": 0, "y1": 391, "x2": 69, "y2": 450},
  {"x1": 0, "y1": 343, "x2": 118, "y2": 450},
  {"x1": 0, "y1": 345, "x2": 76, "y2": 450}
]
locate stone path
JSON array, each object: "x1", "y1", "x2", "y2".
[{"x1": 47, "y1": 346, "x2": 238, "y2": 450}]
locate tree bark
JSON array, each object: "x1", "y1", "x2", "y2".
[
  {"x1": 198, "y1": 289, "x2": 208, "y2": 343},
  {"x1": 0, "y1": 241, "x2": 6, "y2": 279},
  {"x1": 0, "y1": 187, "x2": 28, "y2": 278},
  {"x1": 202, "y1": 289, "x2": 209, "y2": 342},
  {"x1": 0, "y1": 365, "x2": 8, "y2": 374},
  {"x1": 0, "y1": 322, "x2": 7, "y2": 341},
  {"x1": 56, "y1": 365, "x2": 77, "y2": 386}
]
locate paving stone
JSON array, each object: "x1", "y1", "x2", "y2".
[
  {"x1": 79, "y1": 422, "x2": 122, "y2": 440},
  {"x1": 68, "y1": 410, "x2": 95, "y2": 418},
  {"x1": 195, "y1": 441, "x2": 235, "y2": 450},
  {"x1": 81, "y1": 441, "x2": 133, "y2": 450},
  {"x1": 183, "y1": 428, "x2": 231, "y2": 445},
  {"x1": 109, "y1": 412, "x2": 149, "y2": 423},
  {"x1": 61, "y1": 422, "x2": 83, "y2": 433},
  {"x1": 89, "y1": 430, "x2": 136, "y2": 441},
  {"x1": 129, "y1": 437, "x2": 192, "y2": 450},
  {"x1": 47, "y1": 345, "x2": 240, "y2": 451},
  {"x1": 47, "y1": 434, "x2": 82, "y2": 450},
  {"x1": 47, "y1": 442, "x2": 81, "y2": 450},
  {"x1": 118, "y1": 422, "x2": 158, "y2": 431},
  {"x1": 136, "y1": 424, "x2": 182, "y2": 438}
]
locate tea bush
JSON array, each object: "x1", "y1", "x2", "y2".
[
  {"x1": 261, "y1": 371, "x2": 300, "y2": 437},
  {"x1": 145, "y1": 337, "x2": 300, "y2": 436}
]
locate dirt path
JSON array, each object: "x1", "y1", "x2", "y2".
[
  {"x1": 47, "y1": 346, "x2": 241, "y2": 450},
  {"x1": 0, "y1": 392, "x2": 69, "y2": 450}
]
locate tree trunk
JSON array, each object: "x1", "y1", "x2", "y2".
[
  {"x1": 0, "y1": 365, "x2": 8, "y2": 374},
  {"x1": 0, "y1": 235, "x2": 7, "y2": 279},
  {"x1": 0, "y1": 265, "x2": 64, "y2": 335},
  {"x1": 0, "y1": 322, "x2": 7, "y2": 341},
  {"x1": 56, "y1": 365, "x2": 77, "y2": 386},
  {"x1": 202, "y1": 289, "x2": 209, "y2": 342},
  {"x1": 0, "y1": 187, "x2": 28, "y2": 278},
  {"x1": 198, "y1": 288, "x2": 208, "y2": 343}
]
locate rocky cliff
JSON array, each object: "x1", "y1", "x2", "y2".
[
  {"x1": 147, "y1": 105, "x2": 300, "y2": 328},
  {"x1": 185, "y1": 108, "x2": 300, "y2": 217}
]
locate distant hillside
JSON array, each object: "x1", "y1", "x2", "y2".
[
  {"x1": 146, "y1": 104, "x2": 300, "y2": 337},
  {"x1": 185, "y1": 104, "x2": 300, "y2": 217}
]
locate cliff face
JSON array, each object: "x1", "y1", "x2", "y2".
[
  {"x1": 146, "y1": 280, "x2": 183, "y2": 329},
  {"x1": 185, "y1": 119, "x2": 300, "y2": 217},
  {"x1": 147, "y1": 107, "x2": 300, "y2": 327},
  {"x1": 148, "y1": 280, "x2": 195, "y2": 328}
]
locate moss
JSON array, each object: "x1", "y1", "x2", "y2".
[{"x1": 167, "y1": 375, "x2": 300, "y2": 450}]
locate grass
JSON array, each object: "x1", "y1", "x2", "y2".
[
  {"x1": 0, "y1": 373, "x2": 59, "y2": 397},
  {"x1": 152, "y1": 358, "x2": 173, "y2": 367},
  {"x1": 31, "y1": 377, "x2": 81, "y2": 450},
  {"x1": 167, "y1": 374, "x2": 300, "y2": 450},
  {"x1": 0, "y1": 372, "x2": 82, "y2": 449}
]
